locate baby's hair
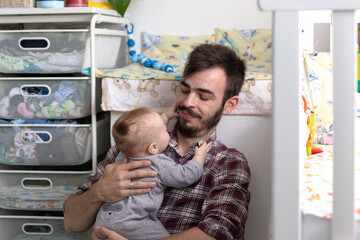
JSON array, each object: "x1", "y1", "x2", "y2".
[{"x1": 112, "y1": 107, "x2": 156, "y2": 156}]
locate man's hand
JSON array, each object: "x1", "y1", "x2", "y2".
[
  {"x1": 63, "y1": 156, "x2": 158, "y2": 232},
  {"x1": 92, "y1": 157, "x2": 158, "y2": 203},
  {"x1": 92, "y1": 226, "x2": 128, "y2": 240}
]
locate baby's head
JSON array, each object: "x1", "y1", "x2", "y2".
[{"x1": 112, "y1": 107, "x2": 170, "y2": 157}]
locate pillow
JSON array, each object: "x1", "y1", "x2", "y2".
[
  {"x1": 215, "y1": 28, "x2": 272, "y2": 62},
  {"x1": 142, "y1": 32, "x2": 215, "y2": 62},
  {"x1": 303, "y1": 52, "x2": 333, "y2": 129}
]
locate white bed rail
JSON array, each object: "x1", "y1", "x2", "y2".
[{"x1": 258, "y1": 1, "x2": 359, "y2": 239}]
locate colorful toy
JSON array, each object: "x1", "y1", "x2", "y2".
[
  {"x1": 125, "y1": 23, "x2": 174, "y2": 73},
  {"x1": 306, "y1": 110, "x2": 316, "y2": 156},
  {"x1": 302, "y1": 95, "x2": 323, "y2": 156}
]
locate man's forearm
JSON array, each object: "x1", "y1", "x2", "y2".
[
  {"x1": 162, "y1": 227, "x2": 215, "y2": 240},
  {"x1": 63, "y1": 189, "x2": 103, "y2": 232}
]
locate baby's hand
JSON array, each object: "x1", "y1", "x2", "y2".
[
  {"x1": 194, "y1": 141, "x2": 213, "y2": 166},
  {"x1": 161, "y1": 102, "x2": 179, "y2": 125}
]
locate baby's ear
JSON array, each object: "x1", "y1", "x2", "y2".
[{"x1": 147, "y1": 143, "x2": 158, "y2": 155}]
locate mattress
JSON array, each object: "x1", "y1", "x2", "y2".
[
  {"x1": 97, "y1": 58, "x2": 273, "y2": 115},
  {"x1": 301, "y1": 144, "x2": 360, "y2": 239}
]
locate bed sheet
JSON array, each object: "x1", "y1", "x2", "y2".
[
  {"x1": 300, "y1": 144, "x2": 360, "y2": 220},
  {"x1": 99, "y1": 58, "x2": 273, "y2": 115},
  {"x1": 101, "y1": 77, "x2": 272, "y2": 115}
]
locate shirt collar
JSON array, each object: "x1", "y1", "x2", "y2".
[{"x1": 168, "y1": 129, "x2": 217, "y2": 150}]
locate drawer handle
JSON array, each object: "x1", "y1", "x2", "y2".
[
  {"x1": 22, "y1": 223, "x2": 53, "y2": 235},
  {"x1": 18, "y1": 37, "x2": 50, "y2": 50},
  {"x1": 21, "y1": 178, "x2": 53, "y2": 190},
  {"x1": 20, "y1": 85, "x2": 51, "y2": 97},
  {"x1": 21, "y1": 131, "x2": 52, "y2": 144}
]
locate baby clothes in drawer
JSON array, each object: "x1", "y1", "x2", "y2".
[
  {"x1": 0, "y1": 117, "x2": 109, "y2": 166},
  {"x1": 0, "y1": 172, "x2": 89, "y2": 211},
  {"x1": 0, "y1": 210, "x2": 92, "y2": 239},
  {"x1": 0, "y1": 77, "x2": 101, "y2": 119},
  {"x1": 0, "y1": 29, "x2": 124, "y2": 74}
]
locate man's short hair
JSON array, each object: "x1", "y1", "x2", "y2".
[{"x1": 183, "y1": 44, "x2": 246, "y2": 105}]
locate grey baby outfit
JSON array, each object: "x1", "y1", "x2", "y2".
[{"x1": 95, "y1": 152, "x2": 203, "y2": 240}]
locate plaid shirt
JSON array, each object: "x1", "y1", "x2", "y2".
[{"x1": 77, "y1": 130, "x2": 251, "y2": 240}]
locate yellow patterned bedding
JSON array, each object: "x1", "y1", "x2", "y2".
[
  {"x1": 95, "y1": 58, "x2": 272, "y2": 81},
  {"x1": 100, "y1": 76, "x2": 272, "y2": 115},
  {"x1": 98, "y1": 29, "x2": 273, "y2": 115}
]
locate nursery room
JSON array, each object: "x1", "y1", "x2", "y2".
[{"x1": 0, "y1": 0, "x2": 358, "y2": 239}]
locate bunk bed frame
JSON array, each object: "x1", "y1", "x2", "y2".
[{"x1": 258, "y1": 0, "x2": 359, "y2": 239}]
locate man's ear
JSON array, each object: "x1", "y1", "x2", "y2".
[
  {"x1": 223, "y1": 96, "x2": 239, "y2": 115},
  {"x1": 147, "y1": 143, "x2": 158, "y2": 155}
]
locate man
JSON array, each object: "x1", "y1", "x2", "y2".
[{"x1": 63, "y1": 44, "x2": 251, "y2": 240}]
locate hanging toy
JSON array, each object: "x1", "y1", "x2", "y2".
[
  {"x1": 126, "y1": 22, "x2": 136, "y2": 57},
  {"x1": 125, "y1": 22, "x2": 174, "y2": 73},
  {"x1": 152, "y1": 60, "x2": 174, "y2": 72}
]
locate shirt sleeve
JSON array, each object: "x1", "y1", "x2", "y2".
[
  {"x1": 76, "y1": 145, "x2": 119, "y2": 194},
  {"x1": 197, "y1": 149, "x2": 251, "y2": 240}
]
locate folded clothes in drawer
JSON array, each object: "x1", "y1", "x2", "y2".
[
  {"x1": 0, "y1": 117, "x2": 109, "y2": 166},
  {"x1": 0, "y1": 172, "x2": 89, "y2": 211},
  {"x1": 0, "y1": 210, "x2": 91, "y2": 239},
  {"x1": 0, "y1": 29, "x2": 125, "y2": 74},
  {"x1": 0, "y1": 77, "x2": 101, "y2": 119}
]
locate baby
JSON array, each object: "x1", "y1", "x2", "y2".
[{"x1": 94, "y1": 106, "x2": 212, "y2": 240}]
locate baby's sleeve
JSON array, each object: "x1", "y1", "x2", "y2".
[{"x1": 156, "y1": 155, "x2": 203, "y2": 188}]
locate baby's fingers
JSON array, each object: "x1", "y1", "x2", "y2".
[
  {"x1": 197, "y1": 141, "x2": 213, "y2": 152},
  {"x1": 204, "y1": 142, "x2": 213, "y2": 152}
]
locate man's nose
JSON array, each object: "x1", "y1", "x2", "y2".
[{"x1": 182, "y1": 92, "x2": 196, "y2": 107}]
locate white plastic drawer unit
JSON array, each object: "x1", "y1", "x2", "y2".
[
  {"x1": 0, "y1": 28, "x2": 124, "y2": 74},
  {"x1": 0, "y1": 212, "x2": 92, "y2": 239},
  {"x1": 0, "y1": 172, "x2": 89, "y2": 211},
  {"x1": 0, "y1": 117, "x2": 109, "y2": 166},
  {"x1": 0, "y1": 77, "x2": 101, "y2": 119}
]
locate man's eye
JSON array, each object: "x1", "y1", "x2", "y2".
[
  {"x1": 200, "y1": 95, "x2": 210, "y2": 101},
  {"x1": 181, "y1": 88, "x2": 190, "y2": 94}
]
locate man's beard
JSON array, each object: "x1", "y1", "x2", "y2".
[{"x1": 176, "y1": 104, "x2": 224, "y2": 138}]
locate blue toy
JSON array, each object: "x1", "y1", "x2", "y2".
[
  {"x1": 152, "y1": 60, "x2": 174, "y2": 72},
  {"x1": 125, "y1": 23, "x2": 174, "y2": 73}
]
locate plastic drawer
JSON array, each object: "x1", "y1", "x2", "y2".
[
  {"x1": 0, "y1": 172, "x2": 89, "y2": 211},
  {"x1": 0, "y1": 211, "x2": 92, "y2": 239},
  {"x1": 0, "y1": 77, "x2": 101, "y2": 120},
  {"x1": 0, "y1": 29, "x2": 125, "y2": 74},
  {"x1": 0, "y1": 117, "x2": 110, "y2": 166}
]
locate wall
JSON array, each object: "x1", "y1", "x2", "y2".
[
  {"x1": 217, "y1": 115, "x2": 272, "y2": 240},
  {"x1": 125, "y1": 0, "x2": 272, "y2": 52},
  {"x1": 299, "y1": 10, "x2": 332, "y2": 52},
  {"x1": 118, "y1": 1, "x2": 273, "y2": 239}
]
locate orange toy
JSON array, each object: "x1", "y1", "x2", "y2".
[
  {"x1": 306, "y1": 110, "x2": 315, "y2": 156},
  {"x1": 302, "y1": 95, "x2": 323, "y2": 156}
]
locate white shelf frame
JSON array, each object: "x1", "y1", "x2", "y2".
[{"x1": 0, "y1": 8, "x2": 129, "y2": 175}]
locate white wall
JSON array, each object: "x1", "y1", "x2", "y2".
[
  {"x1": 124, "y1": 0, "x2": 272, "y2": 52},
  {"x1": 217, "y1": 115, "x2": 273, "y2": 240},
  {"x1": 299, "y1": 10, "x2": 332, "y2": 52}
]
